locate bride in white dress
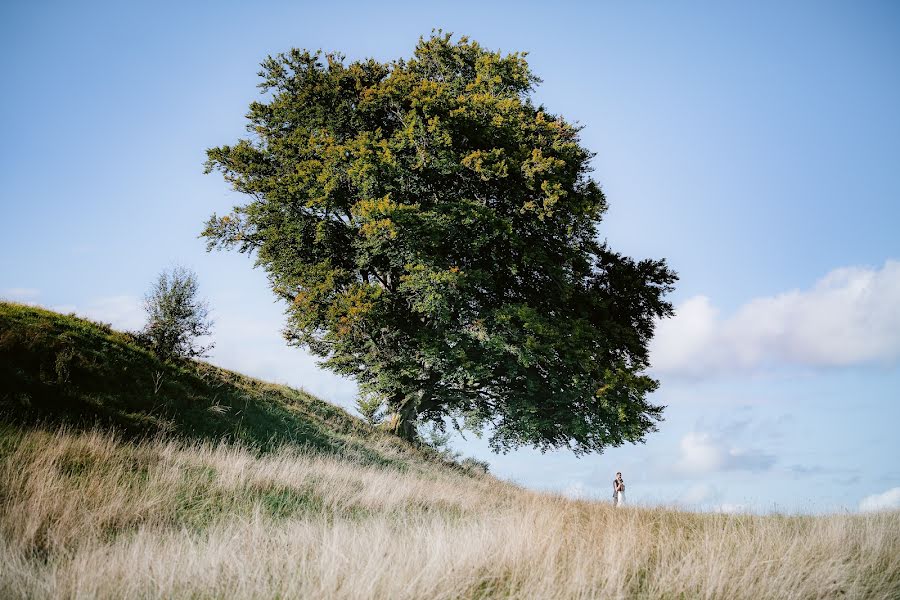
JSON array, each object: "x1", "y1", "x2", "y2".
[{"x1": 613, "y1": 472, "x2": 625, "y2": 506}]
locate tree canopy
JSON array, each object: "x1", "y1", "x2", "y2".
[{"x1": 203, "y1": 33, "x2": 677, "y2": 454}]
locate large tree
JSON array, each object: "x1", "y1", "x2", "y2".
[{"x1": 203, "y1": 33, "x2": 677, "y2": 454}]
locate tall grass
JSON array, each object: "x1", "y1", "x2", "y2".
[{"x1": 1, "y1": 427, "x2": 898, "y2": 599}]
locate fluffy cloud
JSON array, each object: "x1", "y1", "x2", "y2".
[
  {"x1": 859, "y1": 487, "x2": 900, "y2": 512},
  {"x1": 208, "y1": 308, "x2": 358, "y2": 410},
  {"x1": 679, "y1": 482, "x2": 717, "y2": 505},
  {"x1": 1, "y1": 289, "x2": 146, "y2": 332},
  {"x1": 78, "y1": 295, "x2": 145, "y2": 331},
  {"x1": 674, "y1": 432, "x2": 775, "y2": 476},
  {"x1": 650, "y1": 260, "x2": 900, "y2": 376},
  {"x1": 2, "y1": 287, "x2": 41, "y2": 302}
]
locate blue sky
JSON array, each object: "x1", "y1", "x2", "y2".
[{"x1": 2, "y1": 0, "x2": 899, "y2": 514}]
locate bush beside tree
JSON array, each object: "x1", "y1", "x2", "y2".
[{"x1": 139, "y1": 266, "x2": 214, "y2": 361}]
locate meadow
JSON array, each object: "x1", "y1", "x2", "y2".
[
  {"x1": 1, "y1": 302, "x2": 898, "y2": 598},
  {"x1": 1, "y1": 426, "x2": 898, "y2": 599}
]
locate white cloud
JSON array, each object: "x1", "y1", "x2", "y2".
[
  {"x1": 676, "y1": 433, "x2": 724, "y2": 474},
  {"x1": 674, "y1": 432, "x2": 774, "y2": 476},
  {"x1": 207, "y1": 306, "x2": 358, "y2": 411},
  {"x1": 50, "y1": 304, "x2": 78, "y2": 314},
  {"x1": 2, "y1": 287, "x2": 41, "y2": 302},
  {"x1": 712, "y1": 503, "x2": 748, "y2": 514},
  {"x1": 79, "y1": 295, "x2": 145, "y2": 331},
  {"x1": 651, "y1": 260, "x2": 900, "y2": 376},
  {"x1": 859, "y1": 487, "x2": 900, "y2": 512},
  {"x1": 1, "y1": 290, "x2": 145, "y2": 332},
  {"x1": 679, "y1": 483, "x2": 717, "y2": 505}
]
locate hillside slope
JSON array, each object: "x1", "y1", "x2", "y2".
[
  {"x1": 0, "y1": 301, "x2": 456, "y2": 470},
  {"x1": 1, "y1": 302, "x2": 898, "y2": 599}
]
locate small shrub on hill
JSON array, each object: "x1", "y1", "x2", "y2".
[{"x1": 138, "y1": 266, "x2": 213, "y2": 361}]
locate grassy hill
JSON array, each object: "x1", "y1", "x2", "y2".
[
  {"x1": 0, "y1": 301, "x2": 462, "y2": 470},
  {"x1": 1, "y1": 302, "x2": 898, "y2": 599}
]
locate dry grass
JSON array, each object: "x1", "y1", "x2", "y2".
[{"x1": 1, "y1": 427, "x2": 898, "y2": 599}]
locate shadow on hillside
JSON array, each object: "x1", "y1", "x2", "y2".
[{"x1": 0, "y1": 303, "x2": 408, "y2": 469}]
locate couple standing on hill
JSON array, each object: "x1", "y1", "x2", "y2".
[{"x1": 613, "y1": 472, "x2": 625, "y2": 507}]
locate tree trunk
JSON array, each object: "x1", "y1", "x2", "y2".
[{"x1": 388, "y1": 395, "x2": 418, "y2": 442}]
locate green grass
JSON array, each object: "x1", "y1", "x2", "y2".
[
  {"x1": 0, "y1": 301, "x2": 446, "y2": 470},
  {"x1": 1, "y1": 303, "x2": 897, "y2": 599}
]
